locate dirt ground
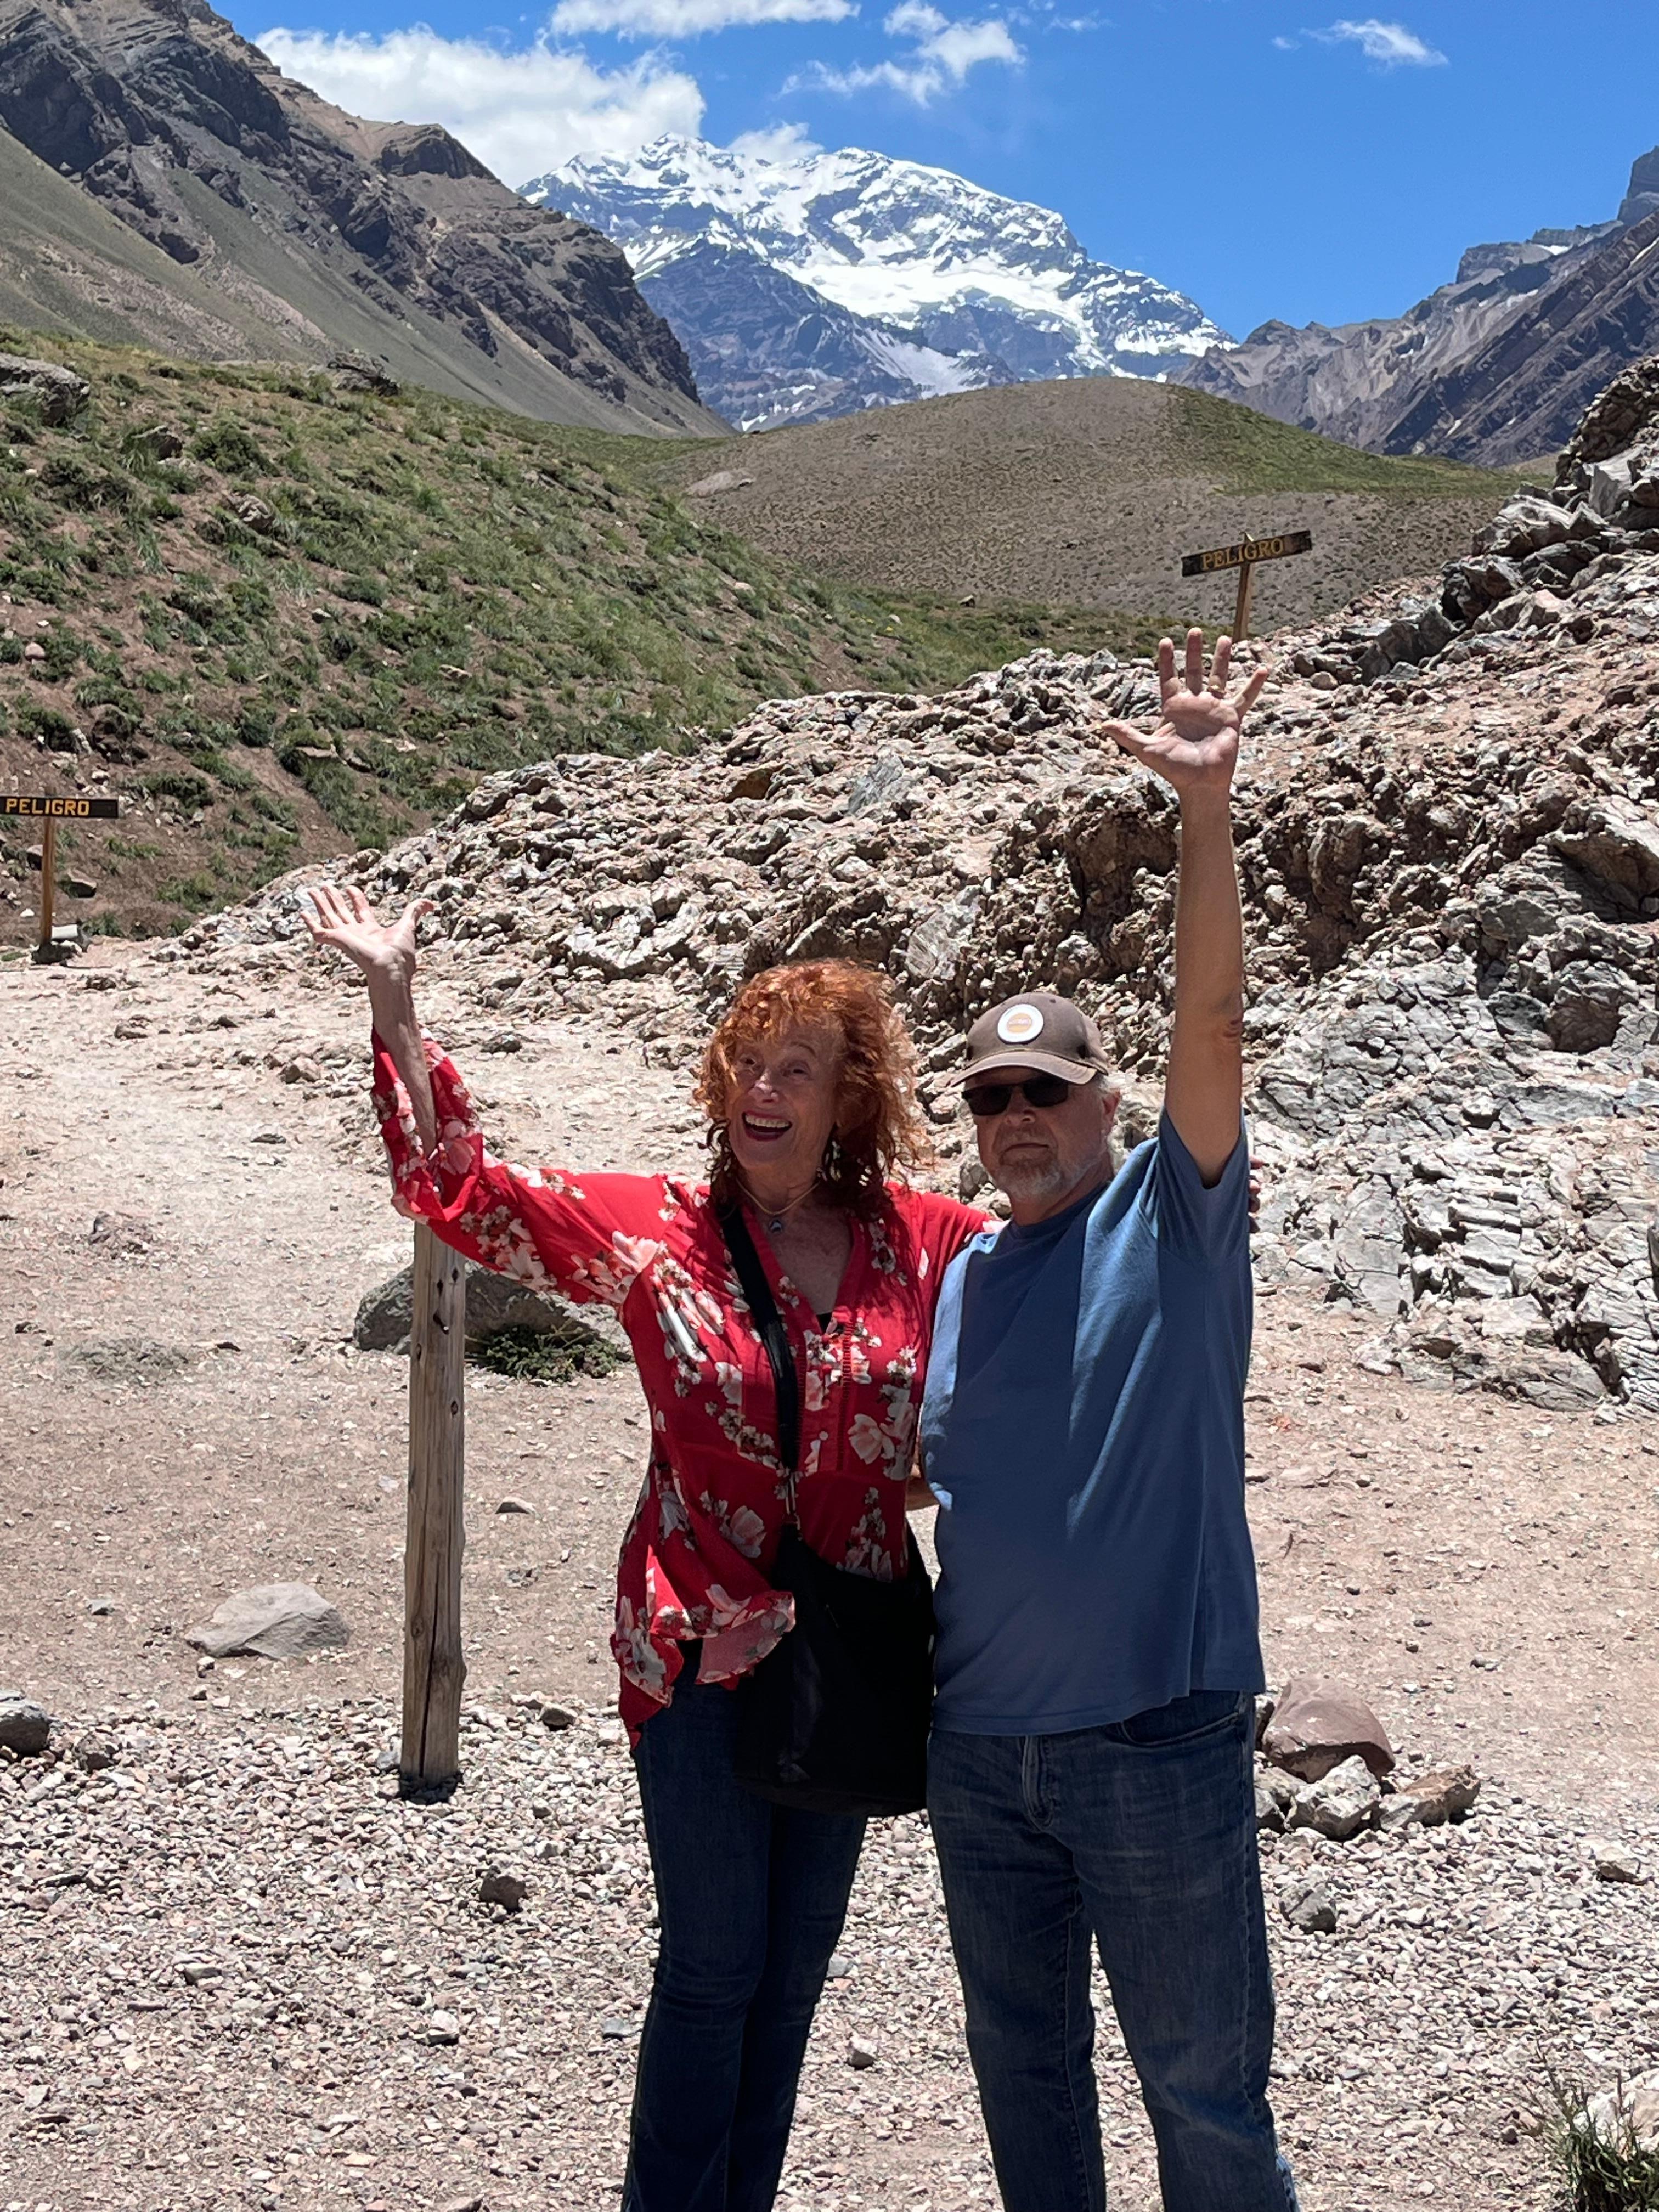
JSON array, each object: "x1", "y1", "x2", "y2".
[{"x1": 2, "y1": 936, "x2": 1657, "y2": 2210}]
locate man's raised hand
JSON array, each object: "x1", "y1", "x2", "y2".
[
  {"x1": 1098, "y1": 628, "x2": 1269, "y2": 799},
  {"x1": 300, "y1": 883, "x2": 432, "y2": 983}
]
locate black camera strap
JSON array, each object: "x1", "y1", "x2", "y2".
[{"x1": 716, "y1": 1200, "x2": 801, "y2": 1511}]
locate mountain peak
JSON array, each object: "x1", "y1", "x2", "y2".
[{"x1": 524, "y1": 134, "x2": 1228, "y2": 434}]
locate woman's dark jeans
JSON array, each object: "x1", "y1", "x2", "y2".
[{"x1": 622, "y1": 1671, "x2": 866, "y2": 2212}]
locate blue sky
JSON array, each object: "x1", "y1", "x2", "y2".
[{"x1": 241, "y1": 0, "x2": 1659, "y2": 339}]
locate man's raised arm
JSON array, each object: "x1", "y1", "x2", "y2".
[{"x1": 1098, "y1": 629, "x2": 1266, "y2": 1184}]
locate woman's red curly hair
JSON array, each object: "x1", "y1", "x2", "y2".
[{"x1": 697, "y1": 959, "x2": 932, "y2": 1214}]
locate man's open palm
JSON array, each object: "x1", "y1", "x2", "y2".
[{"x1": 1099, "y1": 629, "x2": 1268, "y2": 796}]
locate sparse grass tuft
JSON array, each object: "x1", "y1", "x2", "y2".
[
  {"x1": 1538, "y1": 2064, "x2": 1659, "y2": 2211},
  {"x1": 467, "y1": 1324, "x2": 630, "y2": 1386}
]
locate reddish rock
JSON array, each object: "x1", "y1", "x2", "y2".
[
  {"x1": 1398, "y1": 1763, "x2": 1481, "y2": 1826},
  {"x1": 1261, "y1": 1676, "x2": 1395, "y2": 1783}
]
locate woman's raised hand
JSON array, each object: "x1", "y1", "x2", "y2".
[{"x1": 300, "y1": 884, "x2": 432, "y2": 983}]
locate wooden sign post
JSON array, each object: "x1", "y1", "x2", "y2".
[
  {"x1": 400, "y1": 1224, "x2": 467, "y2": 1791},
  {"x1": 3, "y1": 793, "x2": 119, "y2": 963},
  {"x1": 1180, "y1": 530, "x2": 1314, "y2": 643}
]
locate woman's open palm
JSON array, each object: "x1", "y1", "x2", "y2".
[
  {"x1": 1099, "y1": 628, "x2": 1268, "y2": 797},
  {"x1": 301, "y1": 883, "x2": 431, "y2": 980}
]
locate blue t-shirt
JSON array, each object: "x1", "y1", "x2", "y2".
[{"x1": 919, "y1": 1113, "x2": 1264, "y2": 1736}]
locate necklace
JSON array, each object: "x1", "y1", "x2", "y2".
[{"x1": 735, "y1": 1173, "x2": 820, "y2": 1237}]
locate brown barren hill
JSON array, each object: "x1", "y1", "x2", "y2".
[{"x1": 663, "y1": 378, "x2": 1528, "y2": 629}]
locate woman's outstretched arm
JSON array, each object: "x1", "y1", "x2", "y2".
[
  {"x1": 301, "y1": 885, "x2": 438, "y2": 1154},
  {"x1": 299, "y1": 881, "x2": 674, "y2": 1320}
]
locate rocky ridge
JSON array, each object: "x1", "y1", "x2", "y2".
[
  {"x1": 0, "y1": 0, "x2": 719, "y2": 435},
  {"x1": 1180, "y1": 145, "x2": 1659, "y2": 466},
  {"x1": 173, "y1": 366, "x2": 1659, "y2": 1415}
]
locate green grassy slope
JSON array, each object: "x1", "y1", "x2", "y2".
[{"x1": 0, "y1": 331, "x2": 1144, "y2": 942}]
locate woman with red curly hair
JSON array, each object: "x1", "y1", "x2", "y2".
[{"x1": 303, "y1": 884, "x2": 990, "y2": 2212}]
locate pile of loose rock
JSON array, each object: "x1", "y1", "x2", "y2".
[
  {"x1": 172, "y1": 360, "x2": 1659, "y2": 1414},
  {"x1": 1252, "y1": 1677, "x2": 1486, "y2": 1939}
]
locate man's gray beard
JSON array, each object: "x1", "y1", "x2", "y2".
[{"x1": 991, "y1": 1156, "x2": 1076, "y2": 1203}]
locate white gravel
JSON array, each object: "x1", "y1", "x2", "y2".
[{"x1": 4, "y1": 1696, "x2": 1657, "y2": 2209}]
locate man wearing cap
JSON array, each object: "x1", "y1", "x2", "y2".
[{"x1": 918, "y1": 630, "x2": 1298, "y2": 2212}]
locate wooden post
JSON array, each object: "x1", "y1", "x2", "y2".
[
  {"x1": 1232, "y1": 544, "x2": 1257, "y2": 644},
  {"x1": 401, "y1": 1223, "x2": 466, "y2": 1790},
  {"x1": 37, "y1": 816, "x2": 55, "y2": 958}
]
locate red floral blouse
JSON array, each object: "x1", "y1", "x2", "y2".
[{"x1": 373, "y1": 1035, "x2": 989, "y2": 1742}]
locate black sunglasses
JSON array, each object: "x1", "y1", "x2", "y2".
[{"x1": 963, "y1": 1073, "x2": 1075, "y2": 1118}]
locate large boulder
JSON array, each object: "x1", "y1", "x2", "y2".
[
  {"x1": 354, "y1": 1259, "x2": 629, "y2": 1361},
  {"x1": 1473, "y1": 495, "x2": 1578, "y2": 560},
  {"x1": 1261, "y1": 1677, "x2": 1395, "y2": 1782},
  {"x1": 0, "y1": 1696, "x2": 52, "y2": 1756},
  {"x1": 184, "y1": 1584, "x2": 348, "y2": 1660},
  {"x1": 0, "y1": 353, "x2": 91, "y2": 426},
  {"x1": 1551, "y1": 797, "x2": 1659, "y2": 913}
]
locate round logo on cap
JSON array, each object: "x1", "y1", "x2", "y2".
[{"x1": 996, "y1": 1003, "x2": 1045, "y2": 1045}]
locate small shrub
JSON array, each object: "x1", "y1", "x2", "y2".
[
  {"x1": 235, "y1": 702, "x2": 276, "y2": 747},
  {"x1": 17, "y1": 701, "x2": 77, "y2": 751},
  {"x1": 39, "y1": 454, "x2": 135, "y2": 511},
  {"x1": 40, "y1": 628, "x2": 80, "y2": 681},
  {"x1": 140, "y1": 769, "x2": 212, "y2": 810},
  {"x1": 467, "y1": 1324, "x2": 629, "y2": 1386},
  {"x1": 158, "y1": 872, "x2": 222, "y2": 911},
  {"x1": 189, "y1": 419, "x2": 268, "y2": 477}
]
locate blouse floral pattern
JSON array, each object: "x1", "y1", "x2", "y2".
[{"x1": 372, "y1": 1034, "x2": 989, "y2": 1742}]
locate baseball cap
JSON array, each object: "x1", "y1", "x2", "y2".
[{"x1": 939, "y1": 991, "x2": 1113, "y2": 1089}]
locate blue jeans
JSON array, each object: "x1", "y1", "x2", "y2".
[
  {"x1": 623, "y1": 1671, "x2": 866, "y2": 2212},
  {"x1": 928, "y1": 1690, "x2": 1300, "y2": 2212}
]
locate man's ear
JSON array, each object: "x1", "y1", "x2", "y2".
[{"x1": 1101, "y1": 1086, "x2": 1123, "y2": 1133}]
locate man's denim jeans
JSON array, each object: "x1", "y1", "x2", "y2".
[
  {"x1": 928, "y1": 1689, "x2": 1300, "y2": 2212},
  {"x1": 623, "y1": 1672, "x2": 866, "y2": 2212}
]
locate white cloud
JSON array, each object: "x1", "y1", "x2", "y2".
[
  {"x1": 1272, "y1": 32, "x2": 1299, "y2": 49},
  {"x1": 549, "y1": 0, "x2": 855, "y2": 38},
  {"x1": 257, "y1": 25, "x2": 704, "y2": 186},
  {"x1": 789, "y1": 0, "x2": 1022, "y2": 103},
  {"x1": 727, "y1": 121, "x2": 824, "y2": 160},
  {"x1": 1311, "y1": 18, "x2": 1446, "y2": 65}
]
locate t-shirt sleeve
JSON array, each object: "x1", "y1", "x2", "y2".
[
  {"x1": 1143, "y1": 1108, "x2": 1249, "y2": 1265},
  {"x1": 893, "y1": 1190, "x2": 997, "y2": 1313}
]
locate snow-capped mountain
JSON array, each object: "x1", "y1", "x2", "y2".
[{"x1": 521, "y1": 136, "x2": 1229, "y2": 433}]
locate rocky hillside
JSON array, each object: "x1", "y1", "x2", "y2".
[
  {"x1": 1181, "y1": 145, "x2": 1659, "y2": 467},
  {"x1": 0, "y1": 0, "x2": 720, "y2": 436},
  {"x1": 178, "y1": 358, "x2": 1659, "y2": 1419},
  {"x1": 529, "y1": 136, "x2": 1227, "y2": 433}
]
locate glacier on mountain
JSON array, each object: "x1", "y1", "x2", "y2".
[{"x1": 521, "y1": 135, "x2": 1229, "y2": 431}]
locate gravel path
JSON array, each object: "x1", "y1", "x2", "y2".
[{"x1": 3, "y1": 1694, "x2": 1657, "y2": 2210}]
